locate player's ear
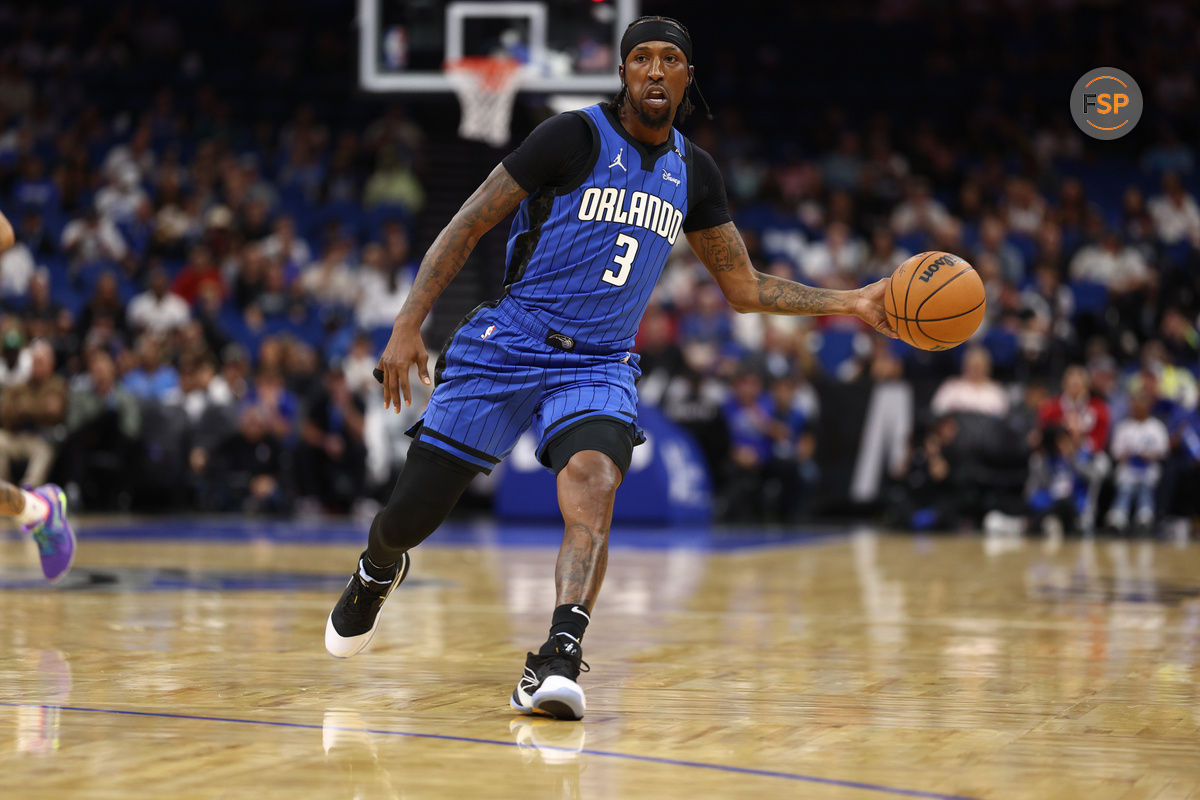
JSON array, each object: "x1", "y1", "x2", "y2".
[{"x1": 687, "y1": 64, "x2": 694, "y2": 85}]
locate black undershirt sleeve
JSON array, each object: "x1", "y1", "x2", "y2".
[
  {"x1": 501, "y1": 112, "x2": 594, "y2": 193},
  {"x1": 682, "y1": 144, "x2": 732, "y2": 233},
  {"x1": 504, "y1": 114, "x2": 730, "y2": 229}
]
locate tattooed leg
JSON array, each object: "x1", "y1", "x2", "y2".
[
  {"x1": 554, "y1": 451, "x2": 622, "y2": 608},
  {"x1": 0, "y1": 481, "x2": 25, "y2": 517}
]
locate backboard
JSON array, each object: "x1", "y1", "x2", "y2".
[{"x1": 358, "y1": 0, "x2": 639, "y2": 94}]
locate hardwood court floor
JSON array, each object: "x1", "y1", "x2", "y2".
[{"x1": 0, "y1": 521, "x2": 1198, "y2": 799}]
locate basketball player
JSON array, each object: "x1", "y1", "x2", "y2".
[
  {"x1": 326, "y1": 16, "x2": 895, "y2": 720},
  {"x1": 0, "y1": 208, "x2": 75, "y2": 583}
]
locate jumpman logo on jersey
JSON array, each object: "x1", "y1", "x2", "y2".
[{"x1": 609, "y1": 148, "x2": 626, "y2": 172}]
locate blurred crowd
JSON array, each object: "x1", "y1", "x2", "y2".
[
  {"x1": 620, "y1": 2, "x2": 1200, "y2": 527},
  {"x1": 0, "y1": 2, "x2": 428, "y2": 514},
  {"x1": 0, "y1": 2, "x2": 1195, "y2": 530},
  {"x1": 880, "y1": 343, "x2": 1198, "y2": 538}
]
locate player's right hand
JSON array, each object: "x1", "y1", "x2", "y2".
[{"x1": 376, "y1": 322, "x2": 431, "y2": 411}]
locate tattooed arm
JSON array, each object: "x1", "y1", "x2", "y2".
[
  {"x1": 685, "y1": 222, "x2": 896, "y2": 337},
  {"x1": 395, "y1": 164, "x2": 527, "y2": 329},
  {"x1": 0, "y1": 209, "x2": 13, "y2": 253},
  {"x1": 377, "y1": 164, "x2": 528, "y2": 409}
]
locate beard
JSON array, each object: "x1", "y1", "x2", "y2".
[{"x1": 628, "y1": 93, "x2": 673, "y2": 128}]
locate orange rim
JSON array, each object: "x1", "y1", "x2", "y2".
[{"x1": 445, "y1": 56, "x2": 521, "y2": 90}]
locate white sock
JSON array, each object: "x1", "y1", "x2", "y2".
[
  {"x1": 357, "y1": 559, "x2": 392, "y2": 585},
  {"x1": 17, "y1": 490, "x2": 49, "y2": 526}
]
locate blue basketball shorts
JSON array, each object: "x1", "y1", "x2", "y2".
[{"x1": 406, "y1": 298, "x2": 643, "y2": 474}]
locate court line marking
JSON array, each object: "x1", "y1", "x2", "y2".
[
  {"x1": 0, "y1": 701, "x2": 985, "y2": 800},
  {"x1": 60, "y1": 520, "x2": 851, "y2": 553}
]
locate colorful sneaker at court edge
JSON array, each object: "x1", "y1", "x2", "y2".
[
  {"x1": 325, "y1": 551, "x2": 410, "y2": 658},
  {"x1": 510, "y1": 634, "x2": 590, "y2": 721},
  {"x1": 25, "y1": 483, "x2": 74, "y2": 584}
]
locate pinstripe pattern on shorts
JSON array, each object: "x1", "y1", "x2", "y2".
[{"x1": 410, "y1": 300, "x2": 641, "y2": 473}]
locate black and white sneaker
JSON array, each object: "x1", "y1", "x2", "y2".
[
  {"x1": 509, "y1": 634, "x2": 590, "y2": 721},
  {"x1": 325, "y1": 551, "x2": 410, "y2": 658}
]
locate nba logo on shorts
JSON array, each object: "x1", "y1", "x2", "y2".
[{"x1": 481, "y1": 324, "x2": 497, "y2": 340}]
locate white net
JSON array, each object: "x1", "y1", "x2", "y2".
[{"x1": 445, "y1": 57, "x2": 522, "y2": 147}]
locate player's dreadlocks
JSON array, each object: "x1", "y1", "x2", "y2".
[{"x1": 608, "y1": 15, "x2": 712, "y2": 122}]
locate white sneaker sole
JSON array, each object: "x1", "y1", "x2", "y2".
[
  {"x1": 324, "y1": 553, "x2": 408, "y2": 659},
  {"x1": 510, "y1": 684, "x2": 536, "y2": 715},
  {"x1": 531, "y1": 676, "x2": 585, "y2": 721}
]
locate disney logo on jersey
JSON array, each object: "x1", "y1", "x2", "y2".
[
  {"x1": 576, "y1": 187, "x2": 684, "y2": 245},
  {"x1": 661, "y1": 168, "x2": 680, "y2": 187}
]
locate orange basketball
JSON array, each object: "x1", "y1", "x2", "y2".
[{"x1": 883, "y1": 251, "x2": 986, "y2": 351}]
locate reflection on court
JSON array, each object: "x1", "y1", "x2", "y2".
[{"x1": 1, "y1": 524, "x2": 1198, "y2": 799}]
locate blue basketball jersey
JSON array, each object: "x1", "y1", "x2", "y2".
[{"x1": 503, "y1": 104, "x2": 689, "y2": 353}]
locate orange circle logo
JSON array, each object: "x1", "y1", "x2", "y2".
[{"x1": 1071, "y1": 68, "x2": 1143, "y2": 140}]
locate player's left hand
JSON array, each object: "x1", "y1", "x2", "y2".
[{"x1": 850, "y1": 278, "x2": 898, "y2": 339}]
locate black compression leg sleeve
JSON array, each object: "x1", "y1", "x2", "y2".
[{"x1": 366, "y1": 443, "x2": 478, "y2": 566}]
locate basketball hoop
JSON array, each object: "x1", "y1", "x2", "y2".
[{"x1": 445, "y1": 56, "x2": 522, "y2": 147}]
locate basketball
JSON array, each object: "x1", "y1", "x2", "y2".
[{"x1": 884, "y1": 251, "x2": 986, "y2": 350}]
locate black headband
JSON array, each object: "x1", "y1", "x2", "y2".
[{"x1": 620, "y1": 20, "x2": 692, "y2": 64}]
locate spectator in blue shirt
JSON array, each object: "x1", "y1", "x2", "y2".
[
  {"x1": 720, "y1": 368, "x2": 774, "y2": 522},
  {"x1": 241, "y1": 367, "x2": 299, "y2": 443},
  {"x1": 1027, "y1": 425, "x2": 1092, "y2": 536},
  {"x1": 121, "y1": 333, "x2": 179, "y2": 402},
  {"x1": 12, "y1": 155, "x2": 60, "y2": 213},
  {"x1": 1160, "y1": 404, "x2": 1200, "y2": 525},
  {"x1": 764, "y1": 374, "x2": 816, "y2": 522}
]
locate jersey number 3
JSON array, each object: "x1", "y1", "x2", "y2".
[{"x1": 602, "y1": 234, "x2": 638, "y2": 287}]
